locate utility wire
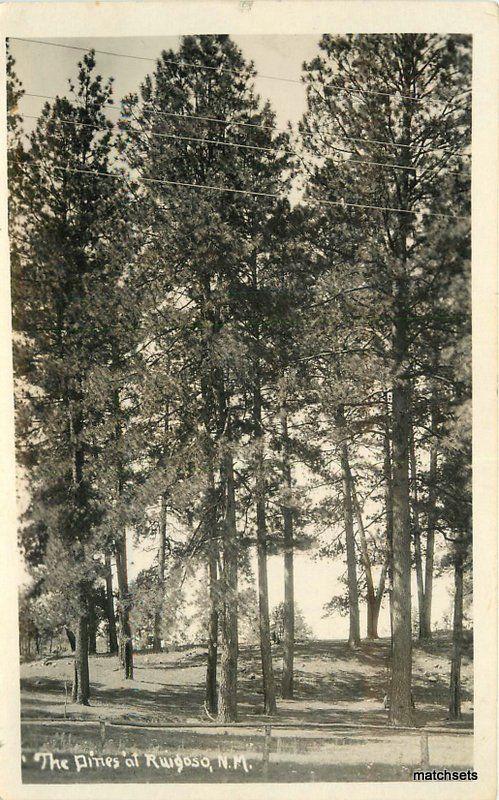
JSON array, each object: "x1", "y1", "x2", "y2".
[
  {"x1": 10, "y1": 36, "x2": 458, "y2": 103},
  {"x1": 22, "y1": 113, "x2": 424, "y2": 173},
  {"x1": 21, "y1": 91, "x2": 472, "y2": 158},
  {"x1": 24, "y1": 113, "x2": 284, "y2": 154},
  {"x1": 36, "y1": 163, "x2": 469, "y2": 220}
]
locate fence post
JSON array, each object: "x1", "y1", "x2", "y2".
[
  {"x1": 100, "y1": 720, "x2": 106, "y2": 748},
  {"x1": 420, "y1": 731, "x2": 429, "y2": 768},
  {"x1": 262, "y1": 725, "x2": 271, "y2": 778}
]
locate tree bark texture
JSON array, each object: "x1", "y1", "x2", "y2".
[
  {"x1": 388, "y1": 66, "x2": 417, "y2": 724},
  {"x1": 152, "y1": 493, "x2": 168, "y2": 653},
  {"x1": 337, "y1": 411, "x2": 360, "y2": 648},
  {"x1": 389, "y1": 316, "x2": 414, "y2": 724},
  {"x1": 389, "y1": 163, "x2": 415, "y2": 725},
  {"x1": 420, "y1": 420, "x2": 437, "y2": 639},
  {"x1": 115, "y1": 532, "x2": 133, "y2": 679},
  {"x1": 206, "y1": 543, "x2": 219, "y2": 714},
  {"x1": 281, "y1": 410, "x2": 295, "y2": 699},
  {"x1": 205, "y1": 463, "x2": 219, "y2": 715},
  {"x1": 87, "y1": 595, "x2": 97, "y2": 655},
  {"x1": 256, "y1": 488, "x2": 277, "y2": 714},
  {"x1": 68, "y1": 398, "x2": 92, "y2": 704},
  {"x1": 105, "y1": 553, "x2": 119, "y2": 654},
  {"x1": 65, "y1": 626, "x2": 76, "y2": 652},
  {"x1": 218, "y1": 449, "x2": 238, "y2": 722},
  {"x1": 409, "y1": 426, "x2": 425, "y2": 640},
  {"x1": 71, "y1": 589, "x2": 90, "y2": 705},
  {"x1": 254, "y1": 384, "x2": 277, "y2": 715},
  {"x1": 382, "y1": 402, "x2": 395, "y2": 660},
  {"x1": 449, "y1": 554, "x2": 464, "y2": 720}
]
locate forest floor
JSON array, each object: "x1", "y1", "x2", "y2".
[
  {"x1": 20, "y1": 633, "x2": 474, "y2": 783},
  {"x1": 20, "y1": 632, "x2": 473, "y2": 727}
]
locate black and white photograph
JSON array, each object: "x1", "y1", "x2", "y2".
[{"x1": 0, "y1": 2, "x2": 496, "y2": 795}]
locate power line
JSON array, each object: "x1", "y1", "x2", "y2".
[
  {"x1": 21, "y1": 91, "x2": 472, "y2": 158},
  {"x1": 12, "y1": 36, "x2": 436, "y2": 103},
  {"x1": 23, "y1": 113, "x2": 283, "y2": 155},
  {"x1": 25, "y1": 90, "x2": 284, "y2": 134},
  {"x1": 22, "y1": 113, "x2": 424, "y2": 173},
  {"x1": 301, "y1": 126, "x2": 470, "y2": 158},
  {"x1": 35, "y1": 163, "x2": 468, "y2": 220}
]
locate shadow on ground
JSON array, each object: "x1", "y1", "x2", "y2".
[{"x1": 20, "y1": 634, "x2": 473, "y2": 729}]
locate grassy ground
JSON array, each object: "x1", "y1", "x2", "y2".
[{"x1": 20, "y1": 633, "x2": 473, "y2": 783}]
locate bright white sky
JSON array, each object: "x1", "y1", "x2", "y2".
[
  {"x1": 10, "y1": 35, "x2": 454, "y2": 639},
  {"x1": 11, "y1": 34, "x2": 319, "y2": 133}
]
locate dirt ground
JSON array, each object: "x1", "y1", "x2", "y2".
[
  {"x1": 20, "y1": 634, "x2": 473, "y2": 728},
  {"x1": 19, "y1": 634, "x2": 473, "y2": 783}
]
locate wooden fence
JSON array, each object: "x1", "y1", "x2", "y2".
[{"x1": 21, "y1": 717, "x2": 472, "y2": 776}]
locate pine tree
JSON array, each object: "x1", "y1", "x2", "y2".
[
  {"x1": 119, "y1": 34, "x2": 292, "y2": 721},
  {"x1": 299, "y1": 33, "x2": 470, "y2": 725},
  {"x1": 11, "y1": 52, "x2": 127, "y2": 703}
]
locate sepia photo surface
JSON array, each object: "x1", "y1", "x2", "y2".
[{"x1": 0, "y1": 2, "x2": 497, "y2": 798}]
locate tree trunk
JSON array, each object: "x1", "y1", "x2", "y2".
[
  {"x1": 389, "y1": 342, "x2": 414, "y2": 723},
  {"x1": 65, "y1": 626, "x2": 76, "y2": 652},
  {"x1": 87, "y1": 595, "x2": 97, "y2": 655},
  {"x1": 67, "y1": 390, "x2": 91, "y2": 702},
  {"x1": 337, "y1": 410, "x2": 360, "y2": 648},
  {"x1": 343, "y1": 454, "x2": 360, "y2": 648},
  {"x1": 449, "y1": 553, "x2": 464, "y2": 719},
  {"x1": 388, "y1": 61, "x2": 416, "y2": 726},
  {"x1": 206, "y1": 542, "x2": 219, "y2": 714},
  {"x1": 420, "y1": 423, "x2": 437, "y2": 639},
  {"x1": 420, "y1": 527, "x2": 435, "y2": 638},
  {"x1": 72, "y1": 594, "x2": 90, "y2": 705},
  {"x1": 281, "y1": 410, "x2": 295, "y2": 699},
  {"x1": 218, "y1": 448, "x2": 238, "y2": 722},
  {"x1": 110, "y1": 381, "x2": 132, "y2": 676},
  {"x1": 68, "y1": 398, "x2": 91, "y2": 702},
  {"x1": 368, "y1": 596, "x2": 381, "y2": 639},
  {"x1": 256, "y1": 488, "x2": 277, "y2": 714},
  {"x1": 350, "y1": 470, "x2": 380, "y2": 639},
  {"x1": 71, "y1": 655, "x2": 78, "y2": 702},
  {"x1": 365, "y1": 556, "x2": 388, "y2": 640},
  {"x1": 152, "y1": 493, "x2": 168, "y2": 653},
  {"x1": 199, "y1": 284, "x2": 225, "y2": 717},
  {"x1": 282, "y1": 505, "x2": 295, "y2": 694},
  {"x1": 389, "y1": 223, "x2": 415, "y2": 724},
  {"x1": 253, "y1": 381, "x2": 277, "y2": 715},
  {"x1": 205, "y1": 462, "x2": 219, "y2": 715},
  {"x1": 104, "y1": 553, "x2": 118, "y2": 654},
  {"x1": 383, "y1": 396, "x2": 394, "y2": 649},
  {"x1": 372, "y1": 556, "x2": 389, "y2": 640},
  {"x1": 409, "y1": 426, "x2": 425, "y2": 639},
  {"x1": 115, "y1": 532, "x2": 133, "y2": 679}
]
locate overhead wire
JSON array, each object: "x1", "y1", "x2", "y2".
[
  {"x1": 10, "y1": 39, "x2": 471, "y2": 221},
  {"x1": 30, "y1": 163, "x2": 469, "y2": 221},
  {"x1": 22, "y1": 113, "x2": 426, "y2": 174},
  {"x1": 21, "y1": 91, "x2": 472, "y2": 158},
  {"x1": 10, "y1": 36, "x2": 473, "y2": 103}
]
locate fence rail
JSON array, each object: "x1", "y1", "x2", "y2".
[
  {"x1": 21, "y1": 716, "x2": 473, "y2": 775},
  {"x1": 21, "y1": 717, "x2": 472, "y2": 735}
]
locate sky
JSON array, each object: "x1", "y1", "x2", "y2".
[
  {"x1": 10, "y1": 34, "x2": 455, "y2": 639},
  {"x1": 10, "y1": 34, "x2": 320, "y2": 134}
]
